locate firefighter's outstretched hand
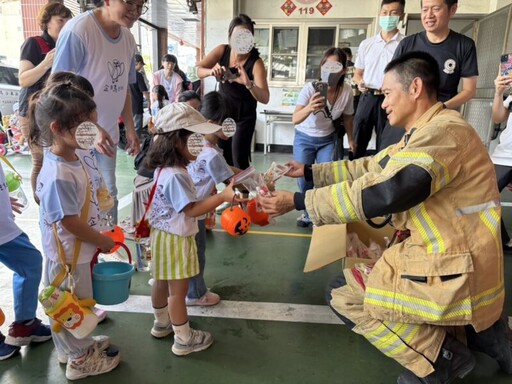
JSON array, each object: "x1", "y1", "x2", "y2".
[{"x1": 257, "y1": 190, "x2": 295, "y2": 217}]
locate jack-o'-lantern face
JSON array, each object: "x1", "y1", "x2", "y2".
[
  {"x1": 221, "y1": 206, "x2": 251, "y2": 236},
  {"x1": 234, "y1": 217, "x2": 250, "y2": 235}
]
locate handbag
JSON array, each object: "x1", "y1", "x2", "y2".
[
  {"x1": 134, "y1": 168, "x2": 161, "y2": 241},
  {"x1": 38, "y1": 161, "x2": 98, "y2": 339}
]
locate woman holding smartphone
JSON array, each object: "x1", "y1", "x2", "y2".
[
  {"x1": 292, "y1": 47, "x2": 356, "y2": 227},
  {"x1": 196, "y1": 14, "x2": 269, "y2": 171}
]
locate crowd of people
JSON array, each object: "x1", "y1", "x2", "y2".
[{"x1": 1, "y1": 0, "x2": 512, "y2": 383}]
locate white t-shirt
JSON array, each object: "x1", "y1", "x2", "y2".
[
  {"x1": 52, "y1": 11, "x2": 136, "y2": 144},
  {"x1": 0, "y1": 164, "x2": 22, "y2": 245},
  {"x1": 151, "y1": 99, "x2": 170, "y2": 120},
  {"x1": 187, "y1": 144, "x2": 234, "y2": 219},
  {"x1": 148, "y1": 167, "x2": 198, "y2": 237},
  {"x1": 295, "y1": 82, "x2": 354, "y2": 138},
  {"x1": 491, "y1": 113, "x2": 512, "y2": 166},
  {"x1": 36, "y1": 150, "x2": 105, "y2": 264},
  {"x1": 355, "y1": 31, "x2": 404, "y2": 89}
]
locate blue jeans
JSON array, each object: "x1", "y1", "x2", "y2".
[
  {"x1": 293, "y1": 130, "x2": 335, "y2": 220},
  {"x1": 187, "y1": 219, "x2": 207, "y2": 299},
  {"x1": 95, "y1": 149, "x2": 118, "y2": 224},
  {"x1": 0, "y1": 233, "x2": 42, "y2": 322}
]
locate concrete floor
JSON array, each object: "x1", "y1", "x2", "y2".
[{"x1": 0, "y1": 150, "x2": 511, "y2": 384}]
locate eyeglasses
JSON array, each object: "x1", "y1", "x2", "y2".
[{"x1": 121, "y1": 0, "x2": 148, "y2": 15}]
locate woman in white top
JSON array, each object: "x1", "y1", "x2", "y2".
[
  {"x1": 292, "y1": 47, "x2": 356, "y2": 227},
  {"x1": 491, "y1": 72, "x2": 512, "y2": 252},
  {"x1": 152, "y1": 54, "x2": 183, "y2": 103}
]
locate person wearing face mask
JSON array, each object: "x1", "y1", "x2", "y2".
[
  {"x1": 379, "y1": 0, "x2": 478, "y2": 149},
  {"x1": 352, "y1": 0, "x2": 405, "y2": 159},
  {"x1": 196, "y1": 14, "x2": 270, "y2": 171},
  {"x1": 291, "y1": 47, "x2": 356, "y2": 227}
]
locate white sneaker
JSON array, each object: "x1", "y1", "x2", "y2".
[
  {"x1": 151, "y1": 321, "x2": 173, "y2": 339},
  {"x1": 65, "y1": 344, "x2": 120, "y2": 380},
  {"x1": 171, "y1": 329, "x2": 213, "y2": 356},
  {"x1": 58, "y1": 335, "x2": 111, "y2": 364}
]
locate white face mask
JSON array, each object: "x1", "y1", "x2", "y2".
[
  {"x1": 75, "y1": 121, "x2": 99, "y2": 149},
  {"x1": 320, "y1": 61, "x2": 344, "y2": 86},
  {"x1": 230, "y1": 28, "x2": 254, "y2": 54},
  {"x1": 187, "y1": 133, "x2": 205, "y2": 156},
  {"x1": 379, "y1": 15, "x2": 400, "y2": 32}
]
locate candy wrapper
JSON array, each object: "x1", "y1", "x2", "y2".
[
  {"x1": 263, "y1": 162, "x2": 291, "y2": 184},
  {"x1": 232, "y1": 166, "x2": 271, "y2": 197}
]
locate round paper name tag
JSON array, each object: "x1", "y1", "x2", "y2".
[
  {"x1": 187, "y1": 133, "x2": 204, "y2": 156},
  {"x1": 221, "y1": 118, "x2": 236, "y2": 138},
  {"x1": 230, "y1": 28, "x2": 254, "y2": 55},
  {"x1": 75, "y1": 121, "x2": 99, "y2": 149}
]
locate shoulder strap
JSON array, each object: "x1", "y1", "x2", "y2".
[
  {"x1": 140, "y1": 168, "x2": 162, "y2": 222},
  {"x1": 0, "y1": 156, "x2": 21, "y2": 178},
  {"x1": 34, "y1": 36, "x2": 51, "y2": 55}
]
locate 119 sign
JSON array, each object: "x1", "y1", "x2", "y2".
[{"x1": 299, "y1": 6, "x2": 315, "y2": 14}]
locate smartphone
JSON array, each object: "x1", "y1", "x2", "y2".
[
  {"x1": 314, "y1": 81, "x2": 328, "y2": 99},
  {"x1": 221, "y1": 67, "x2": 239, "y2": 81},
  {"x1": 500, "y1": 53, "x2": 512, "y2": 76}
]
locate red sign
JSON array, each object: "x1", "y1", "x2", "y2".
[
  {"x1": 281, "y1": 0, "x2": 297, "y2": 16},
  {"x1": 316, "y1": 0, "x2": 333, "y2": 15}
]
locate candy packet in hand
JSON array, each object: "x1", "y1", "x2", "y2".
[{"x1": 263, "y1": 162, "x2": 291, "y2": 184}]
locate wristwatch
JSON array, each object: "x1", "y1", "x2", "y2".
[{"x1": 245, "y1": 81, "x2": 255, "y2": 90}]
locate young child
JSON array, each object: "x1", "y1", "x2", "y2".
[
  {"x1": 150, "y1": 85, "x2": 170, "y2": 123},
  {"x1": 131, "y1": 91, "x2": 202, "y2": 272},
  {"x1": 150, "y1": 92, "x2": 238, "y2": 339},
  {"x1": 0, "y1": 161, "x2": 51, "y2": 360},
  {"x1": 31, "y1": 80, "x2": 120, "y2": 380},
  {"x1": 145, "y1": 102, "x2": 236, "y2": 355}
]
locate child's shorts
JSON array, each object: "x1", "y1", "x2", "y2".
[{"x1": 150, "y1": 228, "x2": 199, "y2": 280}]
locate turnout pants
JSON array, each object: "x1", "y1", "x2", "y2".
[{"x1": 328, "y1": 266, "x2": 445, "y2": 378}]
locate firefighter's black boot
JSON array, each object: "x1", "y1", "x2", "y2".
[
  {"x1": 396, "y1": 333, "x2": 475, "y2": 384},
  {"x1": 466, "y1": 316, "x2": 512, "y2": 374}
]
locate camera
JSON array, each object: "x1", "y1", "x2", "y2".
[
  {"x1": 220, "y1": 67, "x2": 239, "y2": 82},
  {"x1": 314, "y1": 81, "x2": 328, "y2": 99}
]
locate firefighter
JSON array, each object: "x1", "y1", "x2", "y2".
[{"x1": 258, "y1": 51, "x2": 511, "y2": 383}]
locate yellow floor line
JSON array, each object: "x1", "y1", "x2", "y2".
[{"x1": 211, "y1": 228, "x2": 312, "y2": 238}]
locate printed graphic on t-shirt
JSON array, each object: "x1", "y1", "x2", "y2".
[
  {"x1": 443, "y1": 59, "x2": 456, "y2": 75},
  {"x1": 104, "y1": 58, "x2": 126, "y2": 93}
]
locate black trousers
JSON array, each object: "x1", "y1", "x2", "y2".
[
  {"x1": 218, "y1": 115, "x2": 256, "y2": 170},
  {"x1": 353, "y1": 93, "x2": 387, "y2": 158}
]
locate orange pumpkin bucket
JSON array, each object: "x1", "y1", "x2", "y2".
[
  {"x1": 221, "y1": 203, "x2": 251, "y2": 236},
  {"x1": 0, "y1": 307, "x2": 5, "y2": 326},
  {"x1": 246, "y1": 199, "x2": 269, "y2": 226}
]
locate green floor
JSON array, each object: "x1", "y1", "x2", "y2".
[{"x1": 1, "y1": 150, "x2": 512, "y2": 384}]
